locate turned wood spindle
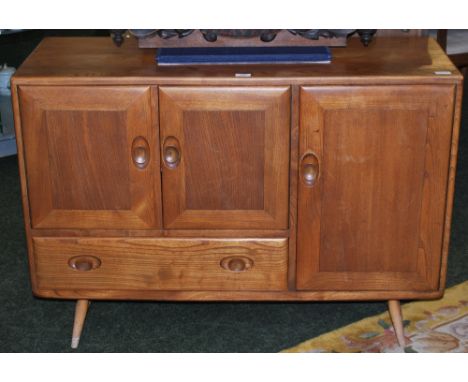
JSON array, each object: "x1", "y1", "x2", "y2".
[
  {"x1": 71, "y1": 299, "x2": 90, "y2": 349},
  {"x1": 388, "y1": 300, "x2": 406, "y2": 348}
]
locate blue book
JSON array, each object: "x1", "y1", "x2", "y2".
[{"x1": 156, "y1": 46, "x2": 331, "y2": 65}]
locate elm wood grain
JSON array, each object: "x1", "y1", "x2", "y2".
[
  {"x1": 71, "y1": 300, "x2": 90, "y2": 349},
  {"x1": 19, "y1": 86, "x2": 161, "y2": 230},
  {"x1": 182, "y1": 110, "x2": 265, "y2": 210},
  {"x1": 439, "y1": 83, "x2": 464, "y2": 292},
  {"x1": 11, "y1": 83, "x2": 38, "y2": 291},
  {"x1": 417, "y1": 85, "x2": 457, "y2": 290},
  {"x1": 297, "y1": 85, "x2": 455, "y2": 291},
  {"x1": 296, "y1": 87, "x2": 323, "y2": 292},
  {"x1": 137, "y1": 30, "x2": 347, "y2": 48},
  {"x1": 32, "y1": 288, "x2": 446, "y2": 302},
  {"x1": 287, "y1": 86, "x2": 300, "y2": 289},
  {"x1": 320, "y1": 107, "x2": 425, "y2": 273},
  {"x1": 388, "y1": 300, "x2": 406, "y2": 348},
  {"x1": 11, "y1": 37, "x2": 462, "y2": 87},
  {"x1": 30, "y1": 228, "x2": 289, "y2": 238},
  {"x1": 33, "y1": 238, "x2": 289, "y2": 291},
  {"x1": 150, "y1": 87, "x2": 164, "y2": 227},
  {"x1": 159, "y1": 86, "x2": 290, "y2": 229},
  {"x1": 48, "y1": 111, "x2": 131, "y2": 210}
]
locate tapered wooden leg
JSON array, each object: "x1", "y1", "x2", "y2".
[
  {"x1": 71, "y1": 299, "x2": 90, "y2": 349},
  {"x1": 388, "y1": 300, "x2": 406, "y2": 348}
]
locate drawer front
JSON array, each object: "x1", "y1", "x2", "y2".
[{"x1": 33, "y1": 237, "x2": 288, "y2": 291}]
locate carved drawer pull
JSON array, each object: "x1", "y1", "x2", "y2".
[
  {"x1": 220, "y1": 256, "x2": 254, "y2": 272},
  {"x1": 132, "y1": 136, "x2": 150, "y2": 169},
  {"x1": 68, "y1": 256, "x2": 102, "y2": 272}
]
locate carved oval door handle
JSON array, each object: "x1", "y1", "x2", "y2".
[
  {"x1": 132, "y1": 136, "x2": 150, "y2": 169},
  {"x1": 301, "y1": 152, "x2": 320, "y2": 187},
  {"x1": 164, "y1": 146, "x2": 180, "y2": 167},
  {"x1": 220, "y1": 256, "x2": 254, "y2": 272},
  {"x1": 303, "y1": 164, "x2": 318, "y2": 185},
  {"x1": 68, "y1": 256, "x2": 102, "y2": 272},
  {"x1": 162, "y1": 136, "x2": 181, "y2": 169}
]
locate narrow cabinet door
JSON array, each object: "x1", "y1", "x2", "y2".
[
  {"x1": 19, "y1": 86, "x2": 161, "y2": 229},
  {"x1": 297, "y1": 85, "x2": 455, "y2": 291},
  {"x1": 159, "y1": 87, "x2": 290, "y2": 229}
]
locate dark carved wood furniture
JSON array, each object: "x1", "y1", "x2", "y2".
[
  {"x1": 11, "y1": 36, "x2": 463, "y2": 349},
  {"x1": 111, "y1": 29, "x2": 376, "y2": 48}
]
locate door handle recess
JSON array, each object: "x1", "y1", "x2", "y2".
[
  {"x1": 162, "y1": 136, "x2": 181, "y2": 169},
  {"x1": 301, "y1": 152, "x2": 319, "y2": 187},
  {"x1": 68, "y1": 256, "x2": 101, "y2": 272},
  {"x1": 132, "y1": 136, "x2": 150, "y2": 169},
  {"x1": 220, "y1": 256, "x2": 254, "y2": 272}
]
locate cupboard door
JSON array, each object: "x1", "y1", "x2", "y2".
[
  {"x1": 159, "y1": 87, "x2": 290, "y2": 229},
  {"x1": 297, "y1": 85, "x2": 455, "y2": 291},
  {"x1": 20, "y1": 86, "x2": 161, "y2": 229}
]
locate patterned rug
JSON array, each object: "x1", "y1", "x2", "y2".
[{"x1": 282, "y1": 281, "x2": 468, "y2": 353}]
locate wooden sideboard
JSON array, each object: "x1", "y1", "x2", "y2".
[{"x1": 11, "y1": 36, "x2": 463, "y2": 349}]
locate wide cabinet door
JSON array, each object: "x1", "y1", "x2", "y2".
[
  {"x1": 159, "y1": 87, "x2": 290, "y2": 229},
  {"x1": 20, "y1": 86, "x2": 161, "y2": 229},
  {"x1": 297, "y1": 85, "x2": 455, "y2": 291}
]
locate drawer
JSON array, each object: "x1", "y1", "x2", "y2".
[{"x1": 33, "y1": 237, "x2": 288, "y2": 291}]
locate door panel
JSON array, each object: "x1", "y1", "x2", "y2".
[
  {"x1": 297, "y1": 85, "x2": 455, "y2": 291},
  {"x1": 20, "y1": 86, "x2": 161, "y2": 229},
  {"x1": 159, "y1": 87, "x2": 290, "y2": 229}
]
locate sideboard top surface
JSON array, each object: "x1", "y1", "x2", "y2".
[{"x1": 13, "y1": 36, "x2": 462, "y2": 85}]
